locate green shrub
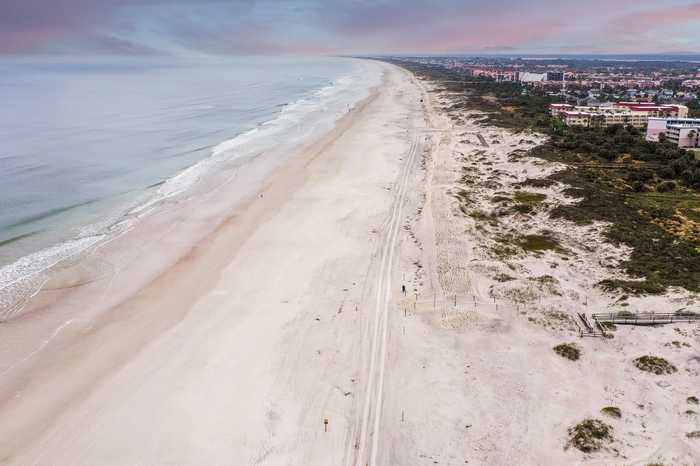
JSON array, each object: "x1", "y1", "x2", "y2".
[
  {"x1": 633, "y1": 356, "x2": 677, "y2": 375},
  {"x1": 520, "y1": 234, "x2": 563, "y2": 253},
  {"x1": 553, "y1": 343, "x2": 580, "y2": 361},
  {"x1": 656, "y1": 180, "x2": 677, "y2": 192},
  {"x1": 567, "y1": 419, "x2": 613, "y2": 452},
  {"x1": 493, "y1": 273, "x2": 515, "y2": 282},
  {"x1": 600, "y1": 406, "x2": 621, "y2": 419}
]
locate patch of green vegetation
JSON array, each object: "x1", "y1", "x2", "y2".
[
  {"x1": 511, "y1": 204, "x2": 534, "y2": 214},
  {"x1": 390, "y1": 60, "x2": 700, "y2": 294},
  {"x1": 531, "y1": 274, "x2": 557, "y2": 284},
  {"x1": 511, "y1": 191, "x2": 547, "y2": 215},
  {"x1": 598, "y1": 279, "x2": 666, "y2": 295},
  {"x1": 516, "y1": 178, "x2": 557, "y2": 189},
  {"x1": 600, "y1": 406, "x2": 622, "y2": 419},
  {"x1": 548, "y1": 165, "x2": 700, "y2": 294},
  {"x1": 666, "y1": 340, "x2": 692, "y2": 349},
  {"x1": 553, "y1": 343, "x2": 580, "y2": 361},
  {"x1": 491, "y1": 245, "x2": 519, "y2": 259},
  {"x1": 567, "y1": 419, "x2": 613, "y2": 453},
  {"x1": 454, "y1": 189, "x2": 472, "y2": 203},
  {"x1": 514, "y1": 191, "x2": 547, "y2": 206},
  {"x1": 493, "y1": 273, "x2": 515, "y2": 282},
  {"x1": 519, "y1": 233, "x2": 564, "y2": 254},
  {"x1": 468, "y1": 210, "x2": 490, "y2": 220},
  {"x1": 633, "y1": 355, "x2": 677, "y2": 375}
]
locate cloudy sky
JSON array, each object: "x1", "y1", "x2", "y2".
[{"x1": 2, "y1": 0, "x2": 700, "y2": 56}]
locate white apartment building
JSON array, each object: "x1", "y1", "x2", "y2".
[
  {"x1": 553, "y1": 106, "x2": 648, "y2": 128},
  {"x1": 550, "y1": 103, "x2": 689, "y2": 129},
  {"x1": 519, "y1": 72, "x2": 547, "y2": 83},
  {"x1": 646, "y1": 117, "x2": 700, "y2": 148}
]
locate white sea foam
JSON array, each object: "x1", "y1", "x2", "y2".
[
  {"x1": 0, "y1": 59, "x2": 381, "y2": 320},
  {"x1": 0, "y1": 235, "x2": 104, "y2": 320}
]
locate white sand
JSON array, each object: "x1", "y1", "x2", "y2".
[
  {"x1": 0, "y1": 61, "x2": 698, "y2": 466},
  {"x1": 0, "y1": 61, "x2": 428, "y2": 465}
]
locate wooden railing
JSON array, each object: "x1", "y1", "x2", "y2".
[{"x1": 592, "y1": 312, "x2": 700, "y2": 326}]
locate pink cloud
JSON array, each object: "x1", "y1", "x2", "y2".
[{"x1": 609, "y1": 3, "x2": 700, "y2": 33}]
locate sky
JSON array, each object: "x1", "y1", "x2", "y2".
[{"x1": 2, "y1": 0, "x2": 700, "y2": 56}]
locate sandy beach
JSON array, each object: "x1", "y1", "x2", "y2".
[
  {"x1": 0, "y1": 59, "x2": 699, "y2": 466},
  {"x1": 0, "y1": 60, "x2": 427, "y2": 465}
]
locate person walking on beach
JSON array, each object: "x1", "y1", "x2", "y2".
[{"x1": 401, "y1": 284, "x2": 406, "y2": 295}]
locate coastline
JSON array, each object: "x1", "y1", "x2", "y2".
[
  {"x1": 1, "y1": 57, "x2": 697, "y2": 465},
  {"x1": 0, "y1": 60, "x2": 427, "y2": 464},
  {"x1": 0, "y1": 57, "x2": 378, "y2": 321}
]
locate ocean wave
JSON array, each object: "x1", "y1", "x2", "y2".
[
  {"x1": 129, "y1": 73, "x2": 360, "y2": 217},
  {"x1": 0, "y1": 234, "x2": 104, "y2": 321},
  {"x1": 0, "y1": 61, "x2": 378, "y2": 321}
]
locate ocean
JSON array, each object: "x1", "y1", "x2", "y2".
[{"x1": 0, "y1": 56, "x2": 380, "y2": 318}]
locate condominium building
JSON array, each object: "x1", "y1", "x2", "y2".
[
  {"x1": 549, "y1": 103, "x2": 690, "y2": 129},
  {"x1": 616, "y1": 102, "x2": 689, "y2": 118},
  {"x1": 646, "y1": 117, "x2": 700, "y2": 148},
  {"x1": 550, "y1": 104, "x2": 648, "y2": 128}
]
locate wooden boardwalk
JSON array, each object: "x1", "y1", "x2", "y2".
[
  {"x1": 575, "y1": 313, "x2": 607, "y2": 337},
  {"x1": 592, "y1": 312, "x2": 700, "y2": 326}
]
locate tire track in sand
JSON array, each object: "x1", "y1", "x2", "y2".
[{"x1": 354, "y1": 132, "x2": 420, "y2": 466}]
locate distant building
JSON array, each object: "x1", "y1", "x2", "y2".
[
  {"x1": 519, "y1": 72, "x2": 547, "y2": 83},
  {"x1": 549, "y1": 102, "x2": 690, "y2": 129},
  {"x1": 616, "y1": 102, "x2": 689, "y2": 118},
  {"x1": 549, "y1": 103, "x2": 573, "y2": 117},
  {"x1": 467, "y1": 67, "x2": 518, "y2": 82},
  {"x1": 646, "y1": 117, "x2": 700, "y2": 148},
  {"x1": 550, "y1": 104, "x2": 646, "y2": 128},
  {"x1": 546, "y1": 71, "x2": 564, "y2": 82}
]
